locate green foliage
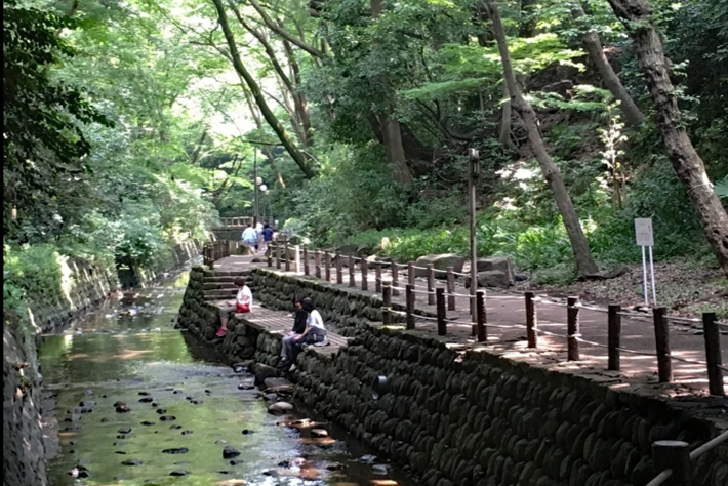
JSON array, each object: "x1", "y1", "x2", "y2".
[
  {"x1": 3, "y1": 1, "x2": 110, "y2": 241},
  {"x1": 3, "y1": 244, "x2": 65, "y2": 319}
]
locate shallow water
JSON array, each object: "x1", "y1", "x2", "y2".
[{"x1": 40, "y1": 269, "x2": 415, "y2": 486}]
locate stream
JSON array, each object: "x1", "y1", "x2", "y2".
[{"x1": 40, "y1": 268, "x2": 416, "y2": 486}]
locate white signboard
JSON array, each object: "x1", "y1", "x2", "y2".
[{"x1": 635, "y1": 218, "x2": 654, "y2": 247}]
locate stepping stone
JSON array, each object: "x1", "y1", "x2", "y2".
[
  {"x1": 267, "y1": 402, "x2": 293, "y2": 414},
  {"x1": 311, "y1": 429, "x2": 328, "y2": 438},
  {"x1": 156, "y1": 409, "x2": 167, "y2": 414},
  {"x1": 160, "y1": 415, "x2": 176, "y2": 421},
  {"x1": 170, "y1": 425, "x2": 182, "y2": 430},
  {"x1": 118, "y1": 428, "x2": 132, "y2": 434},
  {"x1": 121, "y1": 459, "x2": 144, "y2": 466},
  {"x1": 169, "y1": 470, "x2": 189, "y2": 476},
  {"x1": 223, "y1": 446, "x2": 240, "y2": 459},
  {"x1": 140, "y1": 421, "x2": 155, "y2": 426},
  {"x1": 241, "y1": 429, "x2": 255, "y2": 435},
  {"x1": 162, "y1": 448, "x2": 189, "y2": 454},
  {"x1": 138, "y1": 397, "x2": 153, "y2": 403}
]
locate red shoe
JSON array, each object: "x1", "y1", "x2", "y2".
[{"x1": 215, "y1": 328, "x2": 227, "y2": 337}]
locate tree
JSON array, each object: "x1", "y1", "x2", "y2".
[
  {"x1": 607, "y1": 0, "x2": 728, "y2": 276},
  {"x1": 210, "y1": 0, "x2": 317, "y2": 178},
  {"x1": 570, "y1": 2, "x2": 644, "y2": 127},
  {"x1": 484, "y1": 0, "x2": 600, "y2": 278},
  {"x1": 3, "y1": 1, "x2": 108, "y2": 241}
]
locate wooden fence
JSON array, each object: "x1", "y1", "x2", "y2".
[{"x1": 267, "y1": 244, "x2": 727, "y2": 397}]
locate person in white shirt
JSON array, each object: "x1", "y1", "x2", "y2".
[
  {"x1": 217, "y1": 277, "x2": 253, "y2": 337},
  {"x1": 288, "y1": 298, "x2": 327, "y2": 370}
]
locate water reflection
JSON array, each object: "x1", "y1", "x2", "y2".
[{"x1": 40, "y1": 270, "x2": 416, "y2": 486}]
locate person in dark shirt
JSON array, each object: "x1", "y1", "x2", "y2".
[
  {"x1": 279, "y1": 295, "x2": 307, "y2": 366},
  {"x1": 261, "y1": 224, "x2": 275, "y2": 253}
]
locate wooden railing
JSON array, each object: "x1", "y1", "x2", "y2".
[
  {"x1": 215, "y1": 216, "x2": 253, "y2": 229},
  {"x1": 266, "y1": 245, "x2": 727, "y2": 398},
  {"x1": 202, "y1": 240, "x2": 238, "y2": 269}
]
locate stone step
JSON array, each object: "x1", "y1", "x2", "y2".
[
  {"x1": 211, "y1": 270, "x2": 252, "y2": 277},
  {"x1": 203, "y1": 283, "x2": 241, "y2": 291},
  {"x1": 203, "y1": 276, "x2": 242, "y2": 283},
  {"x1": 204, "y1": 289, "x2": 239, "y2": 299}
]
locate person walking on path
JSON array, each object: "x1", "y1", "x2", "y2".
[
  {"x1": 261, "y1": 224, "x2": 275, "y2": 254},
  {"x1": 278, "y1": 294, "x2": 308, "y2": 368},
  {"x1": 216, "y1": 277, "x2": 252, "y2": 337},
  {"x1": 242, "y1": 224, "x2": 258, "y2": 252}
]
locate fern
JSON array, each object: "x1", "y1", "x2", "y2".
[{"x1": 715, "y1": 175, "x2": 728, "y2": 200}]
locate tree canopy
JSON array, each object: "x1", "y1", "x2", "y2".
[{"x1": 3, "y1": 0, "x2": 728, "y2": 288}]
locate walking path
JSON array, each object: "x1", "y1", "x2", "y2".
[{"x1": 211, "y1": 253, "x2": 727, "y2": 398}]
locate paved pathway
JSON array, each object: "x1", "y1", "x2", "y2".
[{"x1": 212, "y1": 253, "x2": 727, "y2": 398}]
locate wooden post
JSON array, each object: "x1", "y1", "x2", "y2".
[
  {"x1": 391, "y1": 259, "x2": 399, "y2": 295},
  {"x1": 294, "y1": 245, "x2": 300, "y2": 273},
  {"x1": 374, "y1": 262, "x2": 382, "y2": 293},
  {"x1": 348, "y1": 255, "x2": 356, "y2": 287},
  {"x1": 567, "y1": 296, "x2": 580, "y2": 361},
  {"x1": 702, "y1": 312, "x2": 724, "y2": 396},
  {"x1": 335, "y1": 252, "x2": 343, "y2": 284},
  {"x1": 276, "y1": 243, "x2": 282, "y2": 270},
  {"x1": 652, "y1": 307, "x2": 673, "y2": 382},
  {"x1": 469, "y1": 149, "x2": 479, "y2": 323},
  {"x1": 382, "y1": 283, "x2": 392, "y2": 325},
  {"x1": 314, "y1": 250, "x2": 322, "y2": 279},
  {"x1": 476, "y1": 290, "x2": 486, "y2": 343},
  {"x1": 284, "y1": 240, "x2": 290, "y2": 272},
  {"x1": 608, "y1": 305, "x2": 621, "y2": 371},
  {"x1": 652, "y1": 441, "x2": 691, "y2": 486},
  {"x1": 436, "y1": 288, "x2": 446, "y2": 336},
  {"x1": 324, "y1": 251, "x2": 331, "y2": 281},
  {"x1": 267, "y1": 247, "x2": 273, "y2": 268},
  {"x1": 361, "y1": 258, "x2": 368, "y2": 291},
  {"x1": 405, "y1": 284, "x2": 415, "y2": 330},
  {"x1": 303, "y1": 247, "x2": 310, "y2": 275},
  {"x1": 427, "y1": 264, "x2": 436, "y2": 305},
  {"x1": 407, "y1": 260, "x2": 415, "y2": 287},
  {"x1": 446, "y1": 267, "x2": 455, "y2": 311},
  {"x1": 525, "y1": 292, "x2": 537, "y2": 348}
]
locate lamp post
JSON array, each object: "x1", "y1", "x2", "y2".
[{"x1": 253, "y1": 150, "x2": 259, "y2": 226}]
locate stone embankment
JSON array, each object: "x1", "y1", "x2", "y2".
[
  {"x1": 30, "y1": 240, "x2": 201, "y2": 333},
  {"x1": 176, "y1": 266, "x2": 728, "y2": 486}
]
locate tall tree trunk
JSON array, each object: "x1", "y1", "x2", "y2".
[
  {"x1": 370, "y1": 0, "x2": 412, "y2": 186},
  {"x1": 607, "y1": 0, "x2": 728, "y2": 275},
  {"x1": 571, "y1": 3, "x2": 644, "y2": 127},
  {"x1": 210, "y1": 0, "x2": 316, "y2": 179},
  {"x1": 379, "y1": 113, "x2": 413, "y2": 185},
  {"x1": 280, "y1": 37, "x2": 314, "y2": 147},
  {"x1": 498, "y1": 82, "x2": 517, "y2": 150},
  {"x1": 241, "y1": 88, "x2": 286, "y2": 189},
  {"x1": 485, "y1": 0, "x2": 600, "y2": 277}
]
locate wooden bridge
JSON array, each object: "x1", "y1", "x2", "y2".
[{"x1": 213, "y1": 216, "x2": 253, "y2": 230}]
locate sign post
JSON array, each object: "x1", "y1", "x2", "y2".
[{"x1": 635, "y1": 218, "x2": 656, "y2": 307}]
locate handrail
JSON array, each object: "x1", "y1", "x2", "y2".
[{"x1": 645, "y1": 430, "x2": 728, "y2": 486}]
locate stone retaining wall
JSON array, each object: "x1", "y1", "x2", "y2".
[
  {"x1": 177, "y1": 267, "x2": 728, "y2": 486},
  {"x1": 3, "y1": 321, "x2": 49, "y2": 486},
  {"x1": 30, "y1": 239, "x2": 201, "y2": 333}
]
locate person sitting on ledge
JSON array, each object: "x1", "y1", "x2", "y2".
[
  {"x1": 287, "y1": 297, "x2": 327, "y2": 370},
  {"x1": 216, "y1": 277, "x2": 252, "y2": 337},
  {"x1": 278, "y1": 294, "x2": 308, "y2": 368}
]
